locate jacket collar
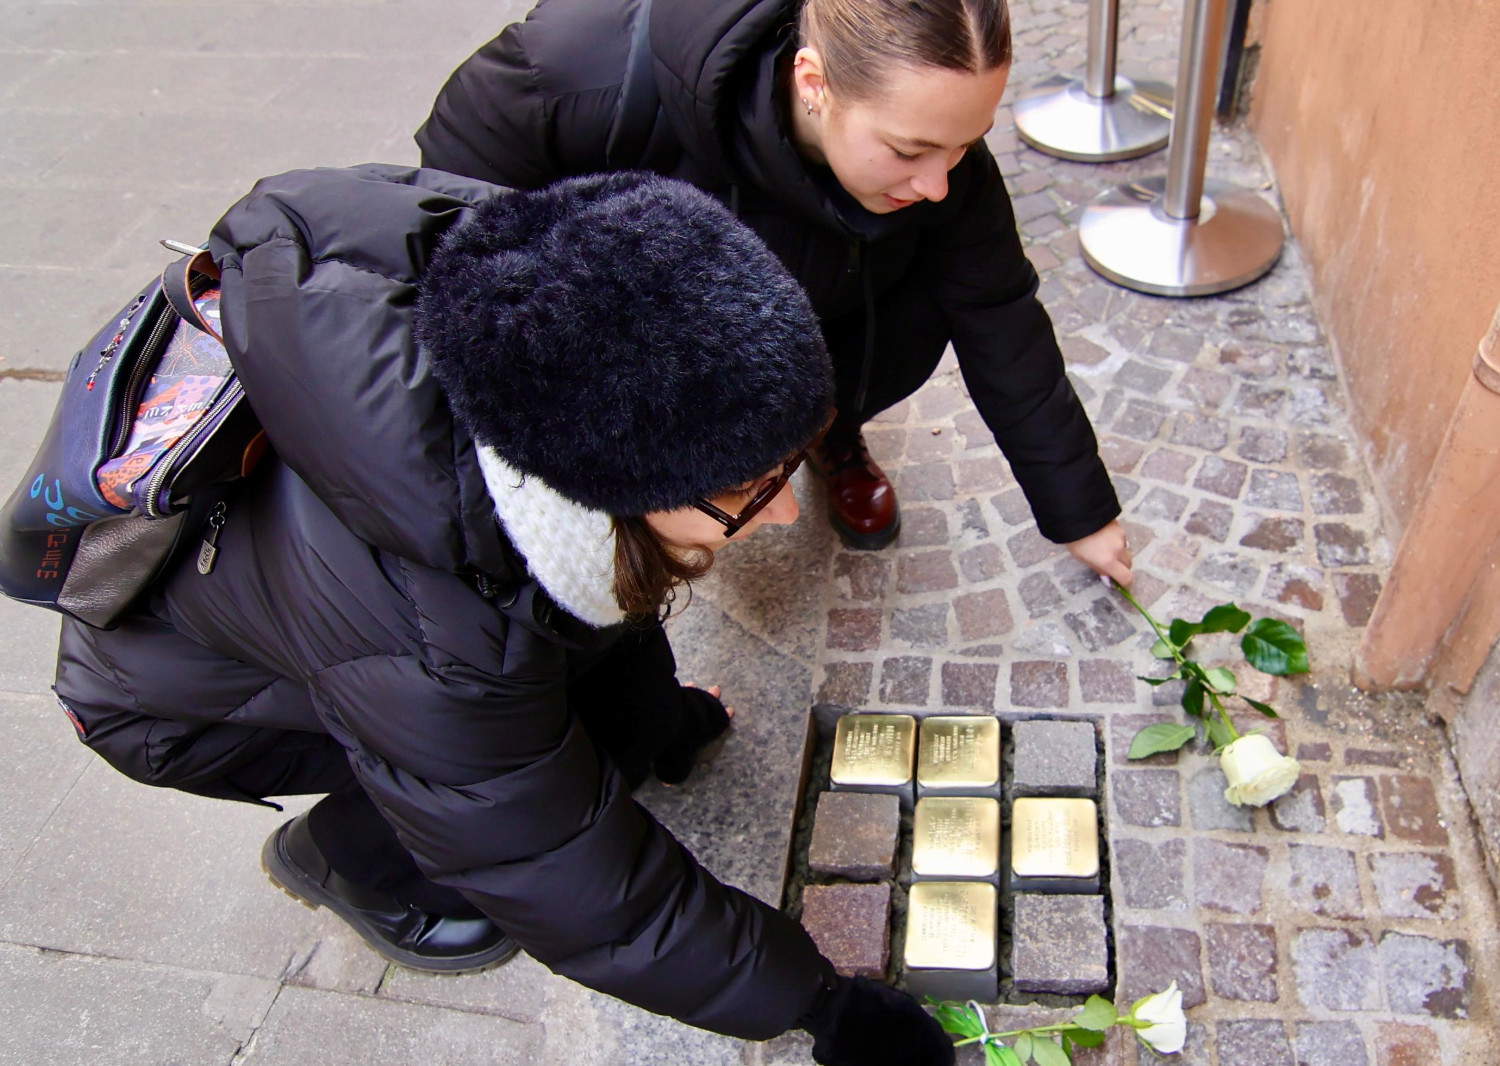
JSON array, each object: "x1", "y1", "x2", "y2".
[{"x1": 476, "y1": 448, "x2": 626, "y2": 629}]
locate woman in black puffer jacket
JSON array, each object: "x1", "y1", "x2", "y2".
[
  {"x1": 52, "y1": 167, "x2": 954, "y2": 1066},
  {"x1": 419, "y1": 0, "x2": 1134, "y2": 584}
]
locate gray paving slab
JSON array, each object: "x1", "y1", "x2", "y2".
[
  {"x1": 0, "y1": 691, "x2": 90, "y2": 886},
  {"x1": 0, "y1": 941, "x2": 279, "y2": 1066},
  {"x1": 240, "y1": 983, "x2": 543, "y2": 1066},
  {"x1": 0, "y1": 762, "x2": 390, "y2": 986},
  {"x1": 657, "y1": 593, "x2": 817, "y2": 908}
]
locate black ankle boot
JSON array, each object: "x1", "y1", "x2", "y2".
[{"x1": 262, "y1": 813, "x2": 519, "y2": 974}]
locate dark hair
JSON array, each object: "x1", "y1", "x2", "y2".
[
  {"x1": 612, "y1": 516, "x2": 714, "y2": 619},
  {"x1": 799, "y1": 0, "x2": 1013, "y2": 102}
]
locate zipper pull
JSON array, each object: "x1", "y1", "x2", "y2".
[{"x1": 196, "y1": 501, "x2": 227, "y2": 575}]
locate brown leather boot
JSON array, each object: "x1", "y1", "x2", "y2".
[{"x1": 812, "y1": 428, "x2": 900, "y2": 550}]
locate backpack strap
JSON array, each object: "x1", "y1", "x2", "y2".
[
  {"x1": 160, "y1": 249, "x2": 223, "y2": 344},
  {"x1": 605, "y1": 0, "x2": 659, "y2": 167}
]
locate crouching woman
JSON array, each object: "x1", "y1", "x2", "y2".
[{"x1": 52, "y1": 166, "x2": 954, "y2": 1065}]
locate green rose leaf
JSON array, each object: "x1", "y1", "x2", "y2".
[
  {"x1": 1241, "y1": 618, "x2": 1310, "y2": 675},
  {"x1": 1014, "y1": 1032, "x2": 1034, "y2": 1063},
  {"x1": 1128, "y1": 723, "x2": 1197, "y2": 760},
  {"x1": 1205, "y1": 714, "x2": 1237, "y2": 750},
  {"x1": 1068, "y1": 1028, "x2": 1107, "y2": 1048},
  {"x1": 1136, "y1": 674, "x2": 1174, "y2": 686},
  {"x1": 1199, "y1": 603, "x2": 1252, "y2": 633},
  {"x1": 1168, "y1": 618, "x2": 1200, "y2": 647},
  {"x1": 1150, "y1": 638, "x2": 1175, "y2": 659},
  {"x1": 1181, "y1": 678, "x2": 1206, "y2": 717},
  {"x1": 1030, "y1": 1036, "x2": 1071, "y2": 1066},
  {"x1": 1074, "y1": 994, "x2": 1118, "y2": 1030},
  {"x1": 1204, "y1": 666, "x2": 1238, "y2": 694},
  {"x1": 931, "y1": 1001, "x2": 984, "y2": 1039},
  {"x1": 987, "y1": 1044, "x2": 1024, "y2": 1066},
  {"x1": 1243, "y1": 696, "x2": 1280, "y2": 718}
]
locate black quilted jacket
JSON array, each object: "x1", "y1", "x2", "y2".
[
  {"x1": 418, "y1": 0, "x2": 1119, "y2": 542},
  {"x1": 54, "y1": 164, "x2": 834, "y2": 1039}
]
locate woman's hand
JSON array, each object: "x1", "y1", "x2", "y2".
[
  {"x1": 683, "y1": 682, "x2": 735, "y2": 720},
  {"x1": 1064, "y1": 518, "x2": 1133, "y2": 587}
]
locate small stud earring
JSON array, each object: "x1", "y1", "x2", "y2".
[{"x1": 803, "y1": 97, "x2": 814, "y2": 115}]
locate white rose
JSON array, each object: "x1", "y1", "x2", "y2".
[
  {"x1": 1133, "y1": 980, "x2": 1186, "y2": 1054},
  {"x1": 1220, "y1": 733, "x2": 1301, "y2": 807}
]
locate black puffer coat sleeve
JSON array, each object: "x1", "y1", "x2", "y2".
[
  {"x1": 928, "y1": 149, "x2": 1120, "y2": 543},
  {"x1": 417, "y1": 0, "x2": 635, "y2": 186},
  {"x1": 313, "y1": 578, "x2": 833, "y2": 1038}
]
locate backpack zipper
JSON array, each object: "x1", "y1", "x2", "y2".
[
  {"x1": 140, "y1": 379, "x2": 245, "y2": 517},
  {"x1": 104, "y1": 303, "x2": 177, "y2": 458}
]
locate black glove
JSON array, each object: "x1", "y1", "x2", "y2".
[
  {"x1": 802, "y1": 976, "x2": 956, "y2": 1066},
  {"x1": 653, "y1": 684, "x2": 732, "y2": 785}
]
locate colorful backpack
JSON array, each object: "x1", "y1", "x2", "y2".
[{"x1": 0, "y1": 246, "x2": 264, "y2": 627}]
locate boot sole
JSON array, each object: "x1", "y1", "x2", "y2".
[
  {"x1": 830, "y1": 510, "x2": 901, "y2": 551},
  {"x1": 260, "y1": 825, "x2": 519, "y2": 976}
]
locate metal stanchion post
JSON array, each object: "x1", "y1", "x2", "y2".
[
  {"x1": 1013, "y1": 0, "x2": 1173, "y2": 162},
  {"x1": 1077, "y1": 0, "x2": 1283, "y2": 296}
]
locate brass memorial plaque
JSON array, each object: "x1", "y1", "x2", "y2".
[
  {"x1": 912, "y1": 797, "x2": 1000, "y2": 879},
  {"x1": 904, "y1": 882, "x2": 996, "y2": 971},
  {"x1": 916, "y1": 716, "x2": 1000, "y2": 790},
  {"x1": 1010, "y1": 797, "x2": 1100, "y2": 879},
  {"x1": 830, "y1": 714, "x2": 916, "y2": 788}
]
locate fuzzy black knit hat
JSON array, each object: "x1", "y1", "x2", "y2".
[{"x1": 415, "y1": 172, "x2": 833, "y2": 516}]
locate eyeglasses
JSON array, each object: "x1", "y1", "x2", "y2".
[{"x1": 694, "y1": 451, "x2": 810, "y2": 537}]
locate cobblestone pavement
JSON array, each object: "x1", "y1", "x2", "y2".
[
  {"x1": 1, "y1": 0, "x2": 1496, "y2": 1064},
  {"x1": 797, "y1": 1, "x2": 1499, "y2": 1063}
]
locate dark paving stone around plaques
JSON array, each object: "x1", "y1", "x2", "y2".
[
  {"x1": 807, "y1": 792, "x2": 900, "y2": 881},
  {"x1": 1116, "y1": 924, "x2": 1205, "y2": 1008},
  {"x1": 879, "y1": 656, "x2": 932, "y2": 705},
  {"x1": 1062, "y1": 596, "x2": 1135, "y2": 652},
  {"x1": 1011, "y1": 719, "x2": 1097, "y2": 796},
  {"x1": 800, "y1": 883, "x2": 892, "y2": 979},
  {"x1": 818, "y1": 662, "x2": 873, "y2": 708},
  {"x1": 1112, "y1": 769, "x2": 1181, "y2": 826},
  {"x1": 1010, "y1": 894, "x2": 1109, "y2": 994},
  {"x1": 943, "y1": 661, "x2": 999, "y2": 708},
  {"x1": 1111, "y1": 837, "x2": 1188, "y2": 911},
  {"x1": 1079, "y1": 659, "x2": 1135, "y2": 704},
  {"x1": 832, "y1": 553, "x2": 890, "y2": 601},
  {"x1": 1009, "y1": 660, "x2": 1069, "y2": 709},
  {"x1": 1205, "y1": 923, "x2": 1279, "y2": 1002}
]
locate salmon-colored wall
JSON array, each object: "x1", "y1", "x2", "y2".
[{"x1": 1249, "y1": 0, "x2": 1500, "y2": 532}]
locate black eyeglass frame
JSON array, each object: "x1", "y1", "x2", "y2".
[{"x1": 693, "y1": 451, "x2": 810, "y2": 537}]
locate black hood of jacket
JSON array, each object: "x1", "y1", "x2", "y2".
[
  {"x1": 651, "y1": 0, "x2": 915, "y2": 241},
  {"x1": 205, "y1": 165, "x2": 513, "y2": 579}
]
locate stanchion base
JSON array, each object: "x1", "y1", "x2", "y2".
[
  {"x1": 1079, "y1": 175, "x2": 1284, "y2": 296},
  {"x1": 1013, "y1": 75, "x2": 1173, "y2": 162}
]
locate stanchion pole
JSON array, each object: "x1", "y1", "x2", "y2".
[
  {"x1": 1013, "y1": 0, "x2": 1173, "y2": 162},
  {"x1": 1076, "y1": 0, "x2": 1284, "y2": 295}
]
